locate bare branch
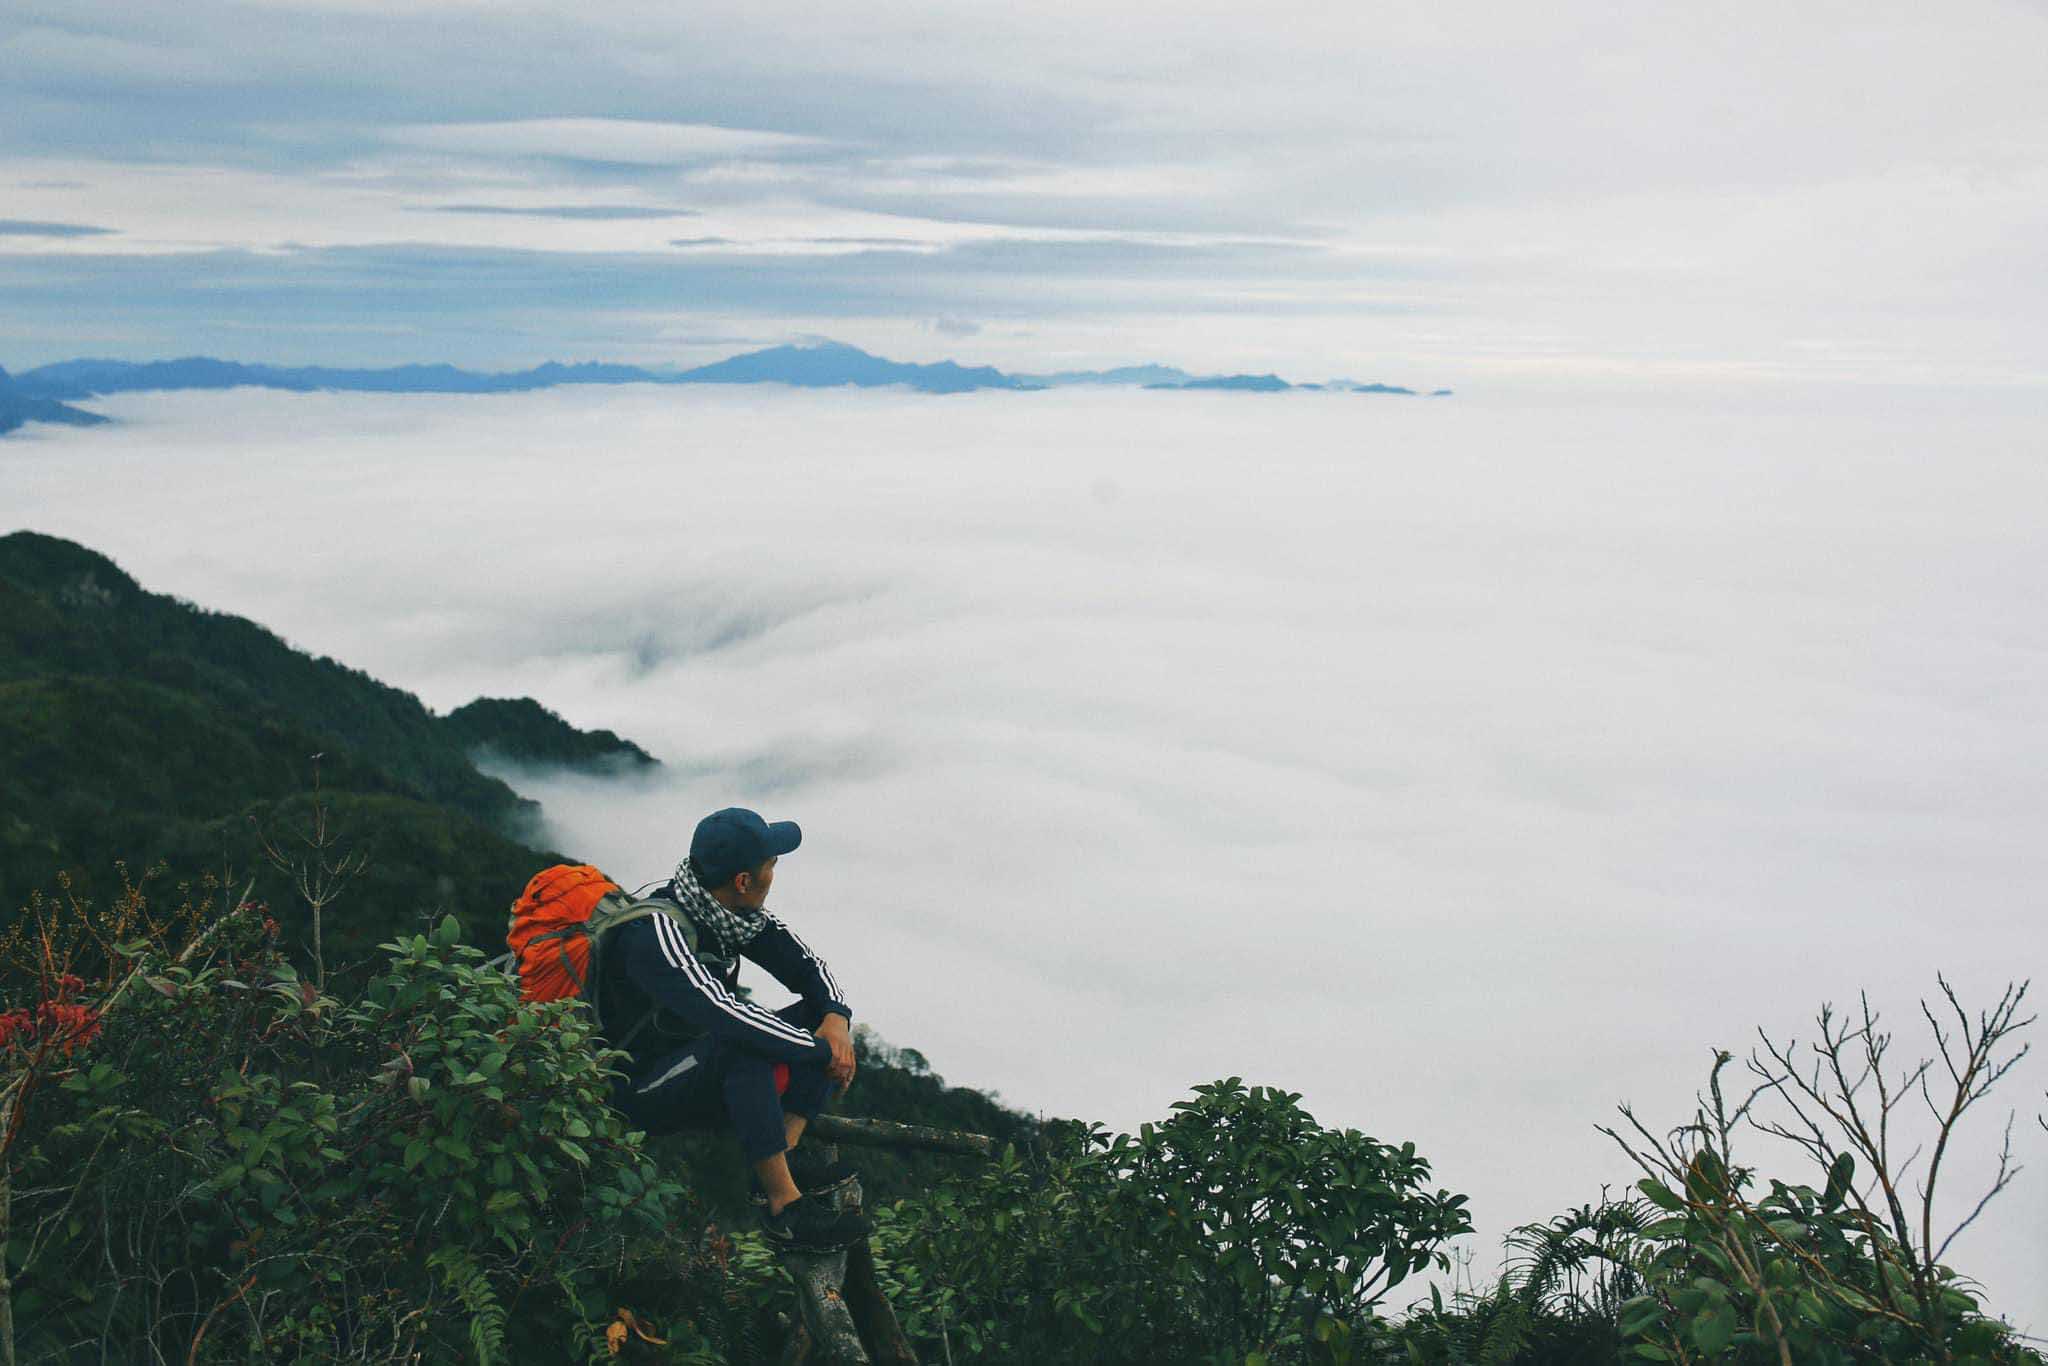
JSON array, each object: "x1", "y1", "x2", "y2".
[{"x1": 1932, "y1": 1113, "x2": 2022, "y2": 1266}]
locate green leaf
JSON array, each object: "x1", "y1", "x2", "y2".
[
  {"x1": 1638, "y1": 1178, "x2": 1685, "y2": 1212},
  {"x1": 1822, "y1": 1151, "x2": 1855, "y2": 1211},
  {"x1": 1619, "y1": 1296, "x2": 1665, "y2": 1338},
  {"x1": 1692, "y1": 1304, "x2": 1736, "y2": 1355}
]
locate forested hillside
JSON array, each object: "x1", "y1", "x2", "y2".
[
  {"x1": 444, "y1": 695, "x2": 659, "y2": 773},
  {"x1": 0, "y1": 532, "x2": 605, "y2": 955}
]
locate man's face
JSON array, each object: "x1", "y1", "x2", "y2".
[{"x1": 732, "y1": 856, "x2": 777, "y2": 910}]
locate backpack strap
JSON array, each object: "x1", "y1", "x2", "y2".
[{"x1": 583, "y1": 896, "x2": 701, "y2": 1050}]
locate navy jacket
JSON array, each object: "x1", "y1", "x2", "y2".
[{"x1": 595, "y1": 899, "x2": 848, "y2": 1072}]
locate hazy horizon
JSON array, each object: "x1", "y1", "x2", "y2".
[{"x1": 6, "y1": 384, "x2": 2043, "y2": 1329}]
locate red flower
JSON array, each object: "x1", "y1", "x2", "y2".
[
  {"x1": 0, "y1": 999, "x2": 103, "y2": 1056},
  {"x1": 36, "y1": 1000, "x2": 103, "y2": 1053},
  {"x1": 0, "y1": 1009, "x2": 32, "y2": 1050}
]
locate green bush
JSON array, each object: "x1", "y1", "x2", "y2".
[
  {"x1": 1602, "y1": 1003, "x2": 2045, "y2": 1366},
  {"x1": 878, "y1": 1078, "x2": 1472, "y2": 1365},
  {"x1": 1382, "y1": 1199, "x2": 1647, "y2": 1365},
  {"x1": 1617, "y1": 1135, "x2": 2037, "y2": 1364},
  {"x1": 3, "y1": 903, "x2": 692, "y2": 1363}
]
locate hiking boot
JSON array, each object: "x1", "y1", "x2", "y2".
[
  {"x1": 748, "y1": 1148, "x2": 860, "y2": 1206},
  {"x1": 760, "y1": 1194, "x2": 871, "y2": 1252},
  {"x1": 788, "y1": 1146, "x2": 859, "y2": 1196}
]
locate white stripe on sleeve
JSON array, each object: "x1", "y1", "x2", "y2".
[
  {"x1": 651, "y1": 915, "x2": 817, "y2": 1048},
  {"x1": 770, "y1": 914, "x2": 844, "y2": 1004}
]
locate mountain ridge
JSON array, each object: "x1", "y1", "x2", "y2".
[
  {"x1": 3, "y1": 342, "x2": 1449, "y2": 430},
  {"x1": 0, "y1": 364, "x2": 109, "y2": 435}
]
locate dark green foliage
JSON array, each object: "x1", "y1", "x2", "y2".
[
  {"x1": 237, "y1": 790, "x2": 562, "y2": 977},
  {"x1": 0, "y1": 532, "x2": 622, "y2": 974},
  {"x1": 0, "y1": 671, "x2": 562, "y2": 977},
  {"x1": 1383, "y1": 1200, "x2": 1647, "y2": 1365},
  {"x1": 877, "y1": 1079, "x2": 1473, "y2": 1365},
  {"x1": 1620, "y1": 1145, "x2": 2036, "y2": 1364},
  {"x1": 0, "y1": 531, "x2": 522, "y2": 821},
  {"x1": 5, "y1": 907, "x2": 693, "y2": 1362},
  {"x1": 0, "y1": 674, "x2": 397, "y2": 916},
  {"x1": 834, "y1": 1027, "x2": 1041, "y2": 1204},
  {"x1": 444, "y1": 696, "x2": 659, "y2": 772}
]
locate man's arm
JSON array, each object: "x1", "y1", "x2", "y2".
[
  {"x1": 745, "y1": 915, "x2": 854, "y2": 1085},
  {"x1": 745, "y1": 914, "x2": 851, "y2": 1022},
  {"x1": 619, "y1": 918, "x2": 830, "y2": 1066}
]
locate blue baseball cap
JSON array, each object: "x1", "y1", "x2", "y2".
[{"x1": 690, "y1": 807, "x2": 802, "y2": 886}]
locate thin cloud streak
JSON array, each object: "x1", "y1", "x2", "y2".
[
  {"x1": 418, "y1": 203, "x2": 701, "y2": 221},
  {"x1": 0, "y1": 218, "x2": 117, "y2": 237},
  {"x1": 384, "y1": 118, "x2": 831, "y2": 165}
]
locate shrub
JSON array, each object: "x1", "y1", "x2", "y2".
[
  {"x1": 878, "y1": 1078, "x2": 1472, "y2": 1365},
  {"x1": 1383, "y1": 1199, "x2": 1648, "y2": 1365},
  {"x1": 2, "y1": 897, "x2": 691, "y2": 1363},
  {"x1": 1603, "y1": 981, "x2": 2043, "y2": 1366}
]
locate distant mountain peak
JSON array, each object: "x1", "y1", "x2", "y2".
[
  {"x1": 670, "y1": 340, "x2": 1034, "y2": 393},
  {"x1": 0, "y1": 364, "x2": 110, "y2": 435},
  {"x1": 5, "y1": 342, "x2": 1447, "y2": 413},
  {"x1": 443, "y1": 696, "x2": 659, "y2": 773}
]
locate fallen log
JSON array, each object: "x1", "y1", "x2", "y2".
[{"x1": 806, "y1": 1115, "x2": 995, "y2": 1158}]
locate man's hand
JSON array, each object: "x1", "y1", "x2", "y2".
[{"x1": 816, "y1": 1013, "x2": 856, "y2": 1090}]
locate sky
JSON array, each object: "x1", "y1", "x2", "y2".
[
  {"x1": 5, "y1": 386, "x2": 2045, "y2": 1328},
  {"x1": 4, "y1": 0, "x2": 2048, "y2": 388}
]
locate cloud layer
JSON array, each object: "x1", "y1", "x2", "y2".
[{"x1": 6, "y1": 385, "x2": 2045, "y2": 1325}]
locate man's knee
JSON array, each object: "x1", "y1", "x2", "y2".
[
  {"x1": 718, "y1": 1048, "x2": 784, "y2": 1108},
  {"x1": 782, "y1": 1058, "x2": 836, "y2": 1117}
]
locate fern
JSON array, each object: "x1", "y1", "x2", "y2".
[
  {"x1": 1503, "y1": 1197, "x2": 1650, "y2": 1318},
  {"x1": 1474, "y1": 1288, "x2": 1529, "y2": 1366},
  {"x1": 429, "y1": 1246, "x2": 509, "y2": 1364}
]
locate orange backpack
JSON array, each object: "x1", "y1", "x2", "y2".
[{"x1": 506, "y1": 865, "x2": 699, "y2": 1012}]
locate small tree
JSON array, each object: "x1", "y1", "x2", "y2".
[
  {"x1": 1603, "y1": 979, "x2": 2041, "y2": 1365},
  {"x1": 1118, "y1": 1078, "x2": 1473, "y2": 1355},
  {"x1": 879, "y1": 1078, "x2": 1471, "y2": 1365},
  {"x1": 253, "y1": 755, "x2": 368, "y2": 988}
]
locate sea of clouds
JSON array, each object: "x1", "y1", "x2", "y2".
[{"x1": 7, "y1": 385, "x2": 2045, "y2": 1326}]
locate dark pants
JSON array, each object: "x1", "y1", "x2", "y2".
[{"x1": 615, "y1": 1000, "x2": 835, "y2": 1162}]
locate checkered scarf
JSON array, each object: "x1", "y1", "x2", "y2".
[{"x1": 666, "y1": 858, "x2": 768, "y2": 966}]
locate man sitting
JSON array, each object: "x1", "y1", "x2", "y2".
[{"x1": 596, "y1": 807, "x2": 864, "y2": 1250}]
